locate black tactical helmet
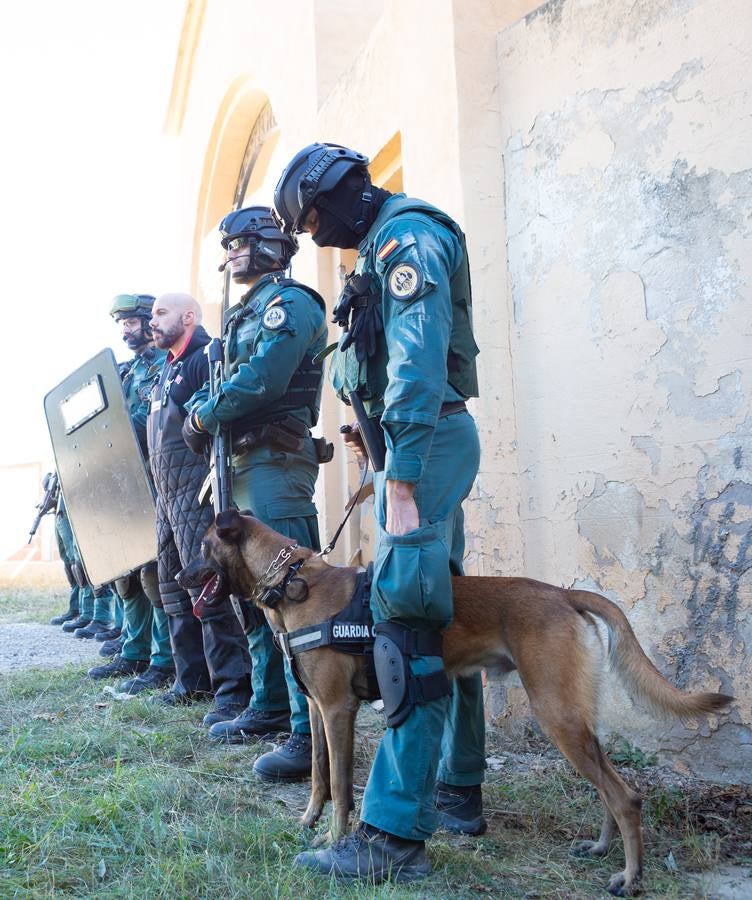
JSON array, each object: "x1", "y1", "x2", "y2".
[
  {"x1": 273, "y1": 143, "x2": 369, "y2": 234},
  {"x1": 109, "y1": 294, "x2": 155, "y2": 321},
  {"x1": 218, "y1": 205, "x2": 298, "y2": 273}
]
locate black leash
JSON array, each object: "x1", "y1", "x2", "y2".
[{"x1": 316, "y1": 445, "x2": 370, "y2": 558}]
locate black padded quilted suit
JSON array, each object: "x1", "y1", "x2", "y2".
[{"x1": 147, "y1": 325, "x2": 251, "y2": 702}]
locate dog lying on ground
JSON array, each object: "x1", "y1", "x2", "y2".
[{"x1": 179, "y1": 509, "x2": 732, "y2": 896}]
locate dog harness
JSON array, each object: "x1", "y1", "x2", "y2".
[{"x1": 274, "y1": 564, "x2": 380, "y2": 699}]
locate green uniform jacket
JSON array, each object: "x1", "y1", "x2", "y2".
[
  {"x1": 329, "y1": 193, "x2": 479, "y2": 484},
  {"x1": 120, "y1": 345, "x2": 166, "y2": 450},
  {"x1": 188, "y1": 274, "x2": 327, "y2": 432}
]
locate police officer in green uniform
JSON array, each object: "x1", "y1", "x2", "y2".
[
  {"x1": 59, "y1": 503, "x2": 115, "y2": 635},
  {"x1": 274, "y1": 144, "x2": 485, "y2": 881},
  {"x1": 50, "y1": 494, "x2": 80, "y2": 625},
  {"x1": 184, "y1": 206, "x2": 330, "y2": 781},
  {"x1": 87, "y1": 295, "x2": 174, "y2": 688}
]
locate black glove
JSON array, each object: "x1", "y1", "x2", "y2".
[
  {"x1": 332, "y1": 273, "x2": 383, "y2": 363},
  {"x1": 182, "y1": 413, "x2": 211, "y2": 454}
]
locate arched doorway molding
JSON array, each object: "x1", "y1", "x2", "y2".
[{"x1": 191, "y1": 76, "x2": 279, "y2": 307}]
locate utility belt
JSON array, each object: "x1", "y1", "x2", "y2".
[
  {"x1": 232, "y1": 415, "x2": 334, "y2": 464},
  {"x1": 350, "y1": 398, "x2": 468, "y2": 473}
]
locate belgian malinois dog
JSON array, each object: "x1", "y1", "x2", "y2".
[{"x1": 180, "y1": 509, "x2": 732, "y2": 896}]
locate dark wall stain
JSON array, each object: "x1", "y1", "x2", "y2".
[{"x1": 673, "y1": 480, "x2": 752, "y2": 687}]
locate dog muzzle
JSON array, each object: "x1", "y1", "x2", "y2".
[{"x1": 176, "y1": 559, "x2": 229, "y2": 618}]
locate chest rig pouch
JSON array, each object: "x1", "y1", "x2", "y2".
[
  {"x1": 275, "y1": 564, "x2": 379, "y2": 700},
  {"x1": 332, "y1": 272, "x2": 383, "y2": 364}
]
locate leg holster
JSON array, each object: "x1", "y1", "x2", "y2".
[{"x1": 373, "y1": 622, "x2": 451, "y2": 728}]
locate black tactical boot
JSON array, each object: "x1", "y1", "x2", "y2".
[
  {"x1": 99, "y1": 635, "x2": 125, "y2": 658},
  {"x1": 434, "y1": 782, "x2": 487, "y2": 835},
  {"x1": 150, "y1": 688, "x2": 213, "y2": 707},
  {"x1": 208, "y1": 707, "x2": 291, "y2": 743},
  {"x1": 294, "y1": 822, "x2": 431, "y2": 882},
  {"x1": 118, "y1": 665, "x2": 174, "y2": 696},
  {"x1": 50, "y1": 609, "x2": 79, "y2": 626},
  {"x1": 95, "y1": 627, "x2": 122, "y2": 642},
  {"x1": 253, "y1": 732, "x2": 312, "y2": 782},
  {"x1": 87, "y1": 654, "x2": 149, "y2": 680},
  {"x1": 62, "y1": 614, "x2": 91, "y2": 633},
  {"x1": 74, "y1": 620, "x2": 111, "y2": 640},
  {"x1": 202, "y1": 702, "x2": 248, "y2": 728}
]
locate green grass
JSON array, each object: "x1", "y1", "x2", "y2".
[{"x1": 0, "y1": 590, "x2": 749, "y2": 898}]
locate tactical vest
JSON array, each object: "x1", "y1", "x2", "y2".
[
  {"x1": 224, "y1": 275, "x2": 327, "y2": 431},
  {"x1": 361, "y1": 196, "x2": 480, "y2": 400},
  {"x1": 121, "y1": 347, "x2": 164, "y2": 417}
]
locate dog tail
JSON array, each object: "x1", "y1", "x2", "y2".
[{"x1": 567, "y1": 590, "x2": 733, "y2": 720}]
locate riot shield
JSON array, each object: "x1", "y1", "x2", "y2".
[{"x1": 44, "y1": 348, "x2": 157, "y2": 588}]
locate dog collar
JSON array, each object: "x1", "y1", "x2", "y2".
[{"x1": 254, "y1": 544, "x2": 309, "y2": 608}]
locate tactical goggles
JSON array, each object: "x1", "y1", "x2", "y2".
[{"x1": 225, "y1": 236, "x2": 252, "y2": 251}]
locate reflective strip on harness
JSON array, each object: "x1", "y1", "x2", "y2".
[{"x1": 274, "y1": 565, "x2": 378, "y2": 699}]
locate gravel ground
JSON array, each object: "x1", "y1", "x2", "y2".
[{"x1": 0, "y1": 622, "x2": 103, "y2": 672}]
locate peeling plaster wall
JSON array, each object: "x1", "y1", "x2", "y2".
[{"x1": 497, "y1": 0, "x2": 752, "y2": 781}]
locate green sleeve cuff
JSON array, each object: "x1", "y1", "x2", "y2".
[
  {"x1": 194, "y1": 399, "x2": 218, "y2": 433},
  {"x1": 384, "y1": 451, "x2": 424, "y2": 483}
]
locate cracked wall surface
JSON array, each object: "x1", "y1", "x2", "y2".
[{"x1": 495, "y1": 0, "x2": 752, "y2": 782}]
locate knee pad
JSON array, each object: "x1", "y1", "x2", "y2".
[
  {"x1": 114, "y1": 574, "x2": 137, "y2": 600},
  {"x1": 71, "y1": 561, "x2": 86, "y2": 588},
  {"x1": 63, "y1": 561, "x2": 76, "y2": 589},
  {"x1": 161, "y1": 587, "x2": 194, "y2": 617},
  {"x1": 373, "y1": 622, "x2": 451, "y2": 728},
  {"x1": 140, "y1": 563, "x2": 162, "y2": 607}
]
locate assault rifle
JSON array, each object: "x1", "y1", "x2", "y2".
[
  {"x1": 205, "y1": 338, "x2": 232, "y2": 515},
  {"x1": 28, "y1": 471, "x2": 59, "y2": 543}
]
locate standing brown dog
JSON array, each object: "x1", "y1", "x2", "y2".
[{"x1": 182, "y1": 509, "x2": 732, "y2": 897}]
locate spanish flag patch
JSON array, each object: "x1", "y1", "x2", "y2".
[
  {"x1": 377, "y1": 238, "x2": 400, "y2": 260},
  {"x1": 267, "y1": 295, "x2": 284, "y2": 308}
]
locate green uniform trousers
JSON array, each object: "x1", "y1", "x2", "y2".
[
  {"x1": 120, "y1": 588, "x2": 173, "y2": 668},
  {"x1": 361, "y1": 410, "x2": 485, "y2": 841},
  {"x1": 232, "y1": 441, "x2": 320, "y2": 734}
]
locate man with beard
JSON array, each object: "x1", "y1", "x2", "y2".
[
  {"x1": 183, "y1": 206, "x2": 330, "y2": 782},
  {"x1": 146, "y1": 293, "x2": 251, "y2": 716},
  {"x1": 273, "y1": 144, "x2": 484, "y2": 882},
  {"x1": 88, "y1": 294, "x2": 174, "y2": 686}
]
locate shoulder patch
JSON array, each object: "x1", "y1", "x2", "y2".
[
  {"x1": 377, "y1": 238, "x2": 400, "y2": 260},
  {"x1": 387, "y1": 263, "x2": 423, "y2": 301},
  {"x1": 267, "y1": 295, "x2": 284, "y2": 308},
  {"x1": 262, "y1": 306, "x2": 288, "y2": 330}
]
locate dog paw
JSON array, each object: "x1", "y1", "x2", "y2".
[
  {"x1": 606, "y1": 870, "x2": 641, "y2": 896},
  {"x1": 312, "y1": 829, "x2": 333, "y2": 848},
  {"x1": 299, "y1": 811, "x2": 321, "y2": 830},
  {"x1": 570, "y1": 839, "x2": 608, "y2": 858}
]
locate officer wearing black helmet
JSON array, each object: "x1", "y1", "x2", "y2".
[
  {"x1": 274, "y1": 144, "x2": 485, "y2": 882},
  {"x1": 184, "y1": 205, "x2": 330, "y2": 781},
  {"x1": 86, "y1": 295, "x2": 174, "y2": 689}
]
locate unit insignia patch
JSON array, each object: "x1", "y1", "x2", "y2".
[
  {"x1": 262, "y1": 306, "x2": 288, "y2": 329},
  {"x1": 387, "y1": 263, "x2": 423, "y2": 300}
]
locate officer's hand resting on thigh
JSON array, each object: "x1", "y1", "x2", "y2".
[{"x1": 386, "y1": 480, "x2": 419, "y2": 535}]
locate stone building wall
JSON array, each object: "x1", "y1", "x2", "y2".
[{"x1": 165, "y1": 0, "x2": 751, "y2": 781}]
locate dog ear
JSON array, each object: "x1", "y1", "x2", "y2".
[{"x1": 215, "y1": 509, "x2": 244, "y2": 543}]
